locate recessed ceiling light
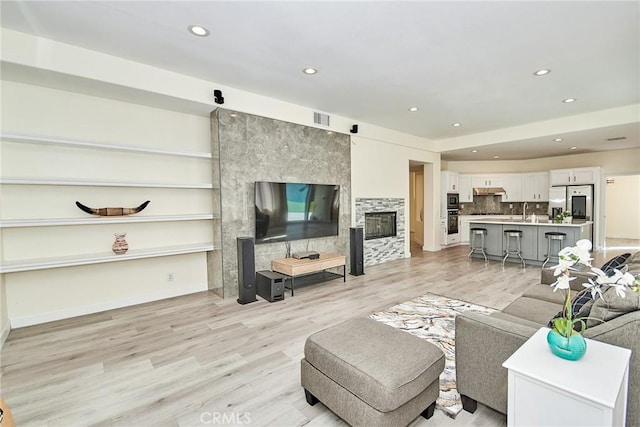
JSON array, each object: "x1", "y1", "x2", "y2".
[
  {"x1": 188, "y1": 25, "x2": 209, "y2": 37},
  {"x1": 408, "y1": 107, "x2": 419, "y2": 112},
  {"x1": 553, "y1": 138, "x2": 563, "y2": 142},
  {"x1": 534, "y1": 69, "x2": 551, "y2": 76},
  {"x1": 493, "y1": 155, "x2": 500, "y2": 159},
  {"x1": 452, "y1": 123, "x2": 462, "y2": 127},
  {"x1": 570, "y1": 146, "x2": 578, "y2": 150},
  {"x1": 302, "y1": 68, "x2": 318, "y2": 75},
  {"x1": 471, "y1": 150, "x2": 478, "y2": 153},
  {"x1": 562, "y1": 98, "x2": 576, "y2": 103}
]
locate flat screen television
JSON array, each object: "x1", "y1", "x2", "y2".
[{"x1": 254, "y1": 181, "x2": 340, "y2": 244}]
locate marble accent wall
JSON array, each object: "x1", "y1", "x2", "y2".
[
  {"x1": 355, "y1": 198, "x2": 405, "y2": 266},
  {"x1": 215, "y1": 109, "x2": 351, "y2": 298}
]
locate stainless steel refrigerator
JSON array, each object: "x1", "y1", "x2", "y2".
[{"x1": 548, "y1": 185, "x2": 594, "y2": 221}]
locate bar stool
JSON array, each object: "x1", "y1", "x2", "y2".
[
  {"x1": 468, "y1": 228, "x2": 488, "y2": 263},
  {"x1": 542, "y1": 231, "x2": 567, "y2": 269},
  {"x1": 502, "y1": 229, "x2": 525, "y2": 268}
]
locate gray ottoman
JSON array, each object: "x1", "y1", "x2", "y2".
[{"x1": 301, "y1": 317, "x2": 445, "y2": 426}]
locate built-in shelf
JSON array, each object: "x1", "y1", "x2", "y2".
[
  {"x1": 0, "y1": 178, "x2": 216, "y2": 189},
  {"x1": 0, "y1": 132, "x2": 214, "y2": 159},
  {"x1": 1, "y1": 214, "x2": 217, "y2": 228},
  {"x1": 0, "y1": 243, "x2": 217, "y2": 273}
]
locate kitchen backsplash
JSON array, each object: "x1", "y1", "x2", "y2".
[{"x1": 459, "y1": 195, "x2": 549, "y2": 216}]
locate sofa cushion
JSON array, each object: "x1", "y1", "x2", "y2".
[
  {"x1": 623, "y1": 251, "x2": 640, "y2": 276},
  {"x1": 587, "y1": 285, "x2": 640, "y2": 328},
  {"x1": 502, "y1": 297, "x2": 563, "y2": 325},
  {"x1": 490, "y1": 311, "x2": 544, "y2": 329},
  {"x1": 304, "y1": 317, "x2": 445, "y2": 412},
  {"x1": 522, "y1": 283, "x2": 572, "y2": 305}
]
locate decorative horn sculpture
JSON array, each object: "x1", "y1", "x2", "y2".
[{"x1": 75, "y1": 200, "x2": 150, "y2": 216}]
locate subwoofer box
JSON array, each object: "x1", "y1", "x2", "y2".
[{"x1": 256, "y1": 270, "x2": 286, "y2": 302}]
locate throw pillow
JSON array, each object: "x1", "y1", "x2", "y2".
[
  {"x1": 600, "y1": 253, "x2": 631, "y2": 276},
  {"x1": 586, "y1": 285, "x2": 640, "y2": 328}
]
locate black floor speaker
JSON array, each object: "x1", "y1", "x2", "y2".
[
  {"x1": 237, "y1": 237, "x2": 258, "y2": 304},
  {"x1": 350, "y1": 227, "x2": 364, "y2": 276}
]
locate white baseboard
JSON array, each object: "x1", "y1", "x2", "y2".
[
  {"x1": 10, "y1": 283, "x2": 206, "y2": 329},
  {"x1": 0, "y1": 322, "x2": 10, "y2": 349}
]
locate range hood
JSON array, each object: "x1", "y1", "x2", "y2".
[{"x1": 473, "y1": 187, "x2": 507, "y2": 196}]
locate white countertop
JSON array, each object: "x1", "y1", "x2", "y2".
[{"x1": 469, "y1": 218, "x2": 593, "y2": 227}]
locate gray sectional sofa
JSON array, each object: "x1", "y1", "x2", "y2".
[{"x1": 455, "y1": 252, "x2": 640, "y2": 426}]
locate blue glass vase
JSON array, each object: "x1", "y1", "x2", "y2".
[{"x1": 546, "y1": 329, "x2": 587, "y2": 361}]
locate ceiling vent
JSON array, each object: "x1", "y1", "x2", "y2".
[
  {"x1": 606, "y1": 136, "x2": 627, "y2": 141},
  {"x1": 313, "y1": 112, "x2": 330, "y2": 127}
]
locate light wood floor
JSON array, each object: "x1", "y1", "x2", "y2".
[{"x1": 1, "y1": 244, "x2": 633, "y2": 426}]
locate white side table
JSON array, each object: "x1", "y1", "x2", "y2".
[{"x1": 502, "y1": 327, "x2": 631, "y2": 427}]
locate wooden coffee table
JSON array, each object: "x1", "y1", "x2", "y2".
[{"x1": 271, "y1": 252, "x2": 346, "y2": 296}]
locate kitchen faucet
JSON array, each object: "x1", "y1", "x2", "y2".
[{"x1": 522, "y1": 202, "x2": 528, "y2": 221}]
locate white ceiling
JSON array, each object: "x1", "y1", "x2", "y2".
[{"x1": 1, "y1": 1, "x2": 639, "y2": 161}]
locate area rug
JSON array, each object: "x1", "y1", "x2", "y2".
[{"x1": 369, "y1": 293, "x2": 495, "y2": 418}]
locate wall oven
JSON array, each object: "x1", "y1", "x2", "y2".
[
  {"x1": 447, "y1": 193, "x2": 460, "y2": 210},
  {"x1": 447, "y1": 210, "x2": 459, "y2": 235}
]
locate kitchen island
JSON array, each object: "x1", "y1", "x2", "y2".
[{"x1": 468, "y1": 219, "x2": 593, "y2": 265}]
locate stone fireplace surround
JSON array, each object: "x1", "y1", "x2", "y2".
[{"x1": 355, "y1": 198, "x2": 405, "y2": 267}]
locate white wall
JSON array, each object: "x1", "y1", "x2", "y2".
[
  {"x1": 605, "y1": 175, "x2": 640, "y2": 240},
  {"x1": 444, "y1": 148, "x2": 640, "y2": 176},
  {"x1": 0, "y1": 273, "x2": 8, "y2": 347},
  {"x1": 351, "y1": 136, "x2": 441, "y2": 255}
]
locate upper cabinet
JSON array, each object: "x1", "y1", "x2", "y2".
[
  {"x1": 501, "y1": 174, "x2": 523, "y2": 202},
  {"x1": 458, "y1": 174, "x2": 473, "y2": 203},
  {"x1": 442, "y1": 171, "x2": 459, "y2": 192},
  {"x1": 550, "y1": 167, "x2": 599, "y2": 186},
  {"x1": 471, "y1": 175, "x2": 504, "y2": 188},
  {"x1": 522, "y1": 172, "x2": 550, "y2": 201}
]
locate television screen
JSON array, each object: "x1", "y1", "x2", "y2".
[{"x1": 254, "y1": 181, "x2": 340, "y2": 244}]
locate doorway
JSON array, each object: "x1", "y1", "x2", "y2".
[
  {"x1": 604, "y1": 174, "x2": 640, "y2": 251},
  {"x1": 409, "y1": 164, "x2": 425, "y2": 256}
]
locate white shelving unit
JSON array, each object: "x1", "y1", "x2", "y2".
[
  {"x1": 0, "y1": 243, "x2": 217, "y2": 273},
  {"x1": 0, "y1": 214, "x2": 216, "y2": 228},
  {"x1": 0, "y1": 178, "x2": 216, "y2": 189},
  {"x1": 0, "y1": 132, "x2": 215, "y2": 159},
  {"x1": 1, "y1": 131, "x2": 220, "y2": 275}
]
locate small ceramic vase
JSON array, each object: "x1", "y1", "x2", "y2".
[
  {"x1": 112, "y1": 232, "x2": 129, "y2": 255},
  {"x1": 547, "y1": 329, "x2": 587, "y2": 361}
]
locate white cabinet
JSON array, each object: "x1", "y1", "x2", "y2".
[
  {"x1": 447, "y1": 233, "x2": 460, "y2": 245},
  {"x1": 550, "y1": 167, "x2": 599, "y2": 186},
  {"x1": 460, "y1": 215, "x2": 472, "y2": 244},
  {"x1": 440, "y1": 218, "x2": 447, "y2": 246},
  {"x1": 442, "y1": 171, "x2": 459, "y2": 192},
  {"x1": 472, "y1": 175, "x2": 503, "y2": 188},
  {"x1": 522, "y1": 172, "x2": 550, "y2": 201},
  {"x1": 458, "y1": 175, "x2": 473, "y2": 203},
  {"x1": 501, "y1": 174, "x2": 523, "y2": 202},
  {"x1": 503, "y1": 328, "x2": 630, "y2": 427}
]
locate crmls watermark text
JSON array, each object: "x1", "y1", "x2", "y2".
[{"x1": 200, "y1": 411, "x2": 251, "y2": 425}]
